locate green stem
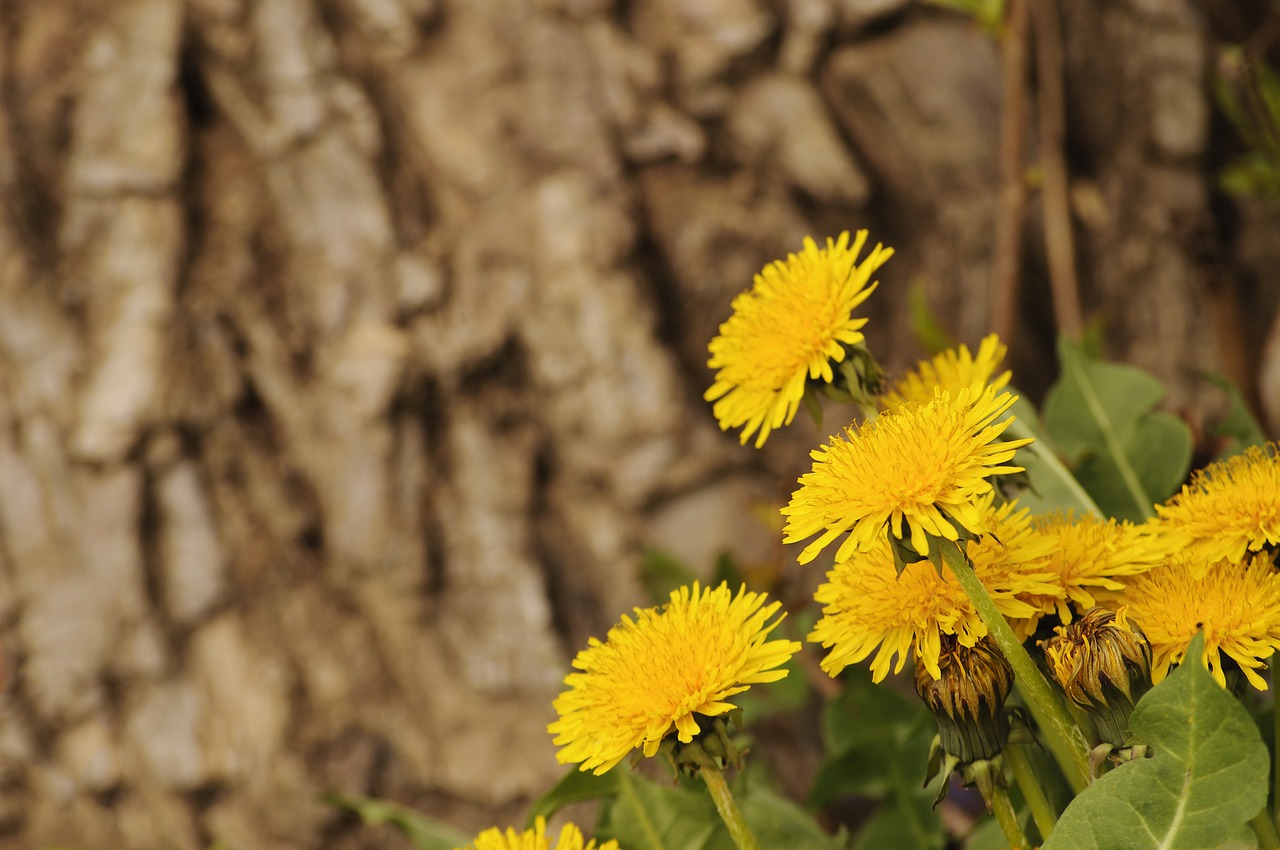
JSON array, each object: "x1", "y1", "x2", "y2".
[
  {"x1": 1004, "y1": 418, "x2": 1102, "y2": 516},
  {"x1": 940, "y1": 541, "x2": 1091, "y2": 792},
  {"x1": 989, "y1": 783, "x2": 1030, "y2": 850},
  {"x1": 1006, "y1": 744, "x2": 1056, "y2": 841},
  {"x1": 1254, "y1": 809, "x2": 1280, "y2": 850},
  {"x1": 695, "y1": 755, "x2": 761, "y2": 850}
]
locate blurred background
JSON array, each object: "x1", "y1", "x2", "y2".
[{"x1": 0, "y1": 0, "x2": 1278, "y2": 847}]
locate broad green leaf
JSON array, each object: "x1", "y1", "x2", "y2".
[
  {"x1": 601, "y1": 770, "x2": 720, "y2": 850},
  {"x1": 851, "y1": 786, "x2": 945, "y2": 850},
  {"x1": 601, "y1": 770, "x2": 843, "y2": 850},
  {"x1": 324, "y1": 793, "x2": 470, "y2": 850},
  {"x1": 1070, "y1": 410, "x2": 1193, "y2": 519},
  {"x1": 736, "y1": 785, "x2": 849, "y2": 850},
  {"x1": 1041, "y1": 633, "x2": 1269, "y2": 850},
  {"x1": 1005, "y1": 393, "x2": 1102, "y2": 516},
  {"x1": 526, "y1": 766, "x2": 620, "y2": 826},
  {"x1": 1042, "y1": 338, "x2": 1192, "y2": 521},
  {"x1": 810, "y1": 670, "x2": 942, "y2": 850},
  {"x1": 1197, "y1": 371, "x2": 1268, "y2": 456},
  {"x1": 818, "y1": 667, "x2": 923, "y2": 760}
]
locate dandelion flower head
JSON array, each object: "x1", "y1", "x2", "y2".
[
  {"x1": 1153, "y1": 443, "x2": 1280, "y2": 567},
  {"x1": 1120, "y1": 553, "x2": 1280, "y2": 690},
  {"x1": 549, "y1": 581, "x2": 801, "y2": 775},
  {"x1": 1026, "y1": 512, "x2": 1169, "y2": 622},
  {"x1": 880, "y1": 333, "x2": 1011, "y2": 411},
  {"x1": 781, "y1": 385, "x2": 1032, "y2": 564},
  {"x1": 705, "y1": 230, "x2": 893, "y2": 448},
  {"x1": 458, "y1": 817, "x2": 617, "y2": 850},
  {"x1": 809, "y1": 496, "x2": 1058, "y2": 682}
]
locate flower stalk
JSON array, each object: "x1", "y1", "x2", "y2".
[
  {"x1": 989, "y1": 782, "x2": 1031, "y2": 850},
  {"x1": 690, "y1": 744, "x2": 761, "y2": 850},
  {"x1": 1006, "y1": 743, "x2": 1056, "y2": 840},
  {"x1": 939, "y1": 539, "x2": 1091, "y2": 791}
]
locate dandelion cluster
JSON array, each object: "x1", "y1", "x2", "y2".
[{"x1": 528, "y1": 231, "x2": 1280, "y2": 850}]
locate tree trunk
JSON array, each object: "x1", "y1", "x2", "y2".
[{"x1": 0, "y1": 0, "x2": 1274, "y2": 847}]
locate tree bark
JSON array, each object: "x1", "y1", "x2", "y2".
[{"x1": 0, "y1": 0, "x2": 1274, "y2": 847}]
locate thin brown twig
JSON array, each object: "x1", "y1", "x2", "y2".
[
  {"x1": 992, "y1": 0, "x2": 1031, "y2": 346},
  {"x1": 1029, "y1": 0, "x2": 1083, "y2": 340}
]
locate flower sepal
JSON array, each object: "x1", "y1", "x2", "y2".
[
  {"x1": 654, "y1": 713, "x2": 746, "y2": 779},
  {"x1": 827, "y1": 343, "x2": 886, "y2": 406},
  {"x1": 890, "y1": 519, "x2": 980, "y2": 578}
]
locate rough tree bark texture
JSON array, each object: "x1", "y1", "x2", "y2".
[{"x1": 0, "y1": 0, "x2": 1274, "y2": 848}]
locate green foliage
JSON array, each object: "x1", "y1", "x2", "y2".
[
  {"x1": 925, "y1": 0, "x2": 1005, "y2": 35},
  {"x1": 1214, "y1": 46, "x2": 1280, "y2": 201},
  {"x1": 324, "y1": 792, "x2": 470, "y2": 850},
  {"x1": 527, "y1": 767, "x2": 621, "y2": 826},
  {"x1": 1005, "y1": 393, "x2": 1103, "y2": 516},
  {"x1": 1042, "y1": 337, "x2": 1193, "y2": 521},
  {"x1": 810, "y1": 669, "x2": 945, "y2": 850},
  {"x1": 527, "y1": 764, "x2": 841, "y2": 850},
  {"x1": 1197, "y1": 371, "x2": 1269, "y2": 457},
  {"x1": 908, "y1": 280, "x2": 957, "y2": 356},
  {"x1": 640, "y1": 549, "x2": 700, "y2": 603},
  {"x1": 1042, "y1": 633, "x2": 1269, "y2": 850}
]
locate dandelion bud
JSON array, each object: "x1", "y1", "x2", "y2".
[
  {"x1": 1042, "y1": 607, "x2": 1153, "y2": 747},
  {"x1": 916, "y1": 636, "x2": 1015, "y2": 807}
]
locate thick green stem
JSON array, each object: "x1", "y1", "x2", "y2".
[
  {"x1": 1254, "y1": 809, "x2": 1280, "y2": 850},
  {"x1": 989, "y1": 783, "x2": 1030, "y2": 850},
  {"x1": 695, "y1": 754, "x2": 761, "y2": 850},
  {"x1": 940, "y1": 541, "x2": 1091, "y2": 792},
  {"x1": 1006, "y1": 744, "x2": 1056, "y2": 841}
]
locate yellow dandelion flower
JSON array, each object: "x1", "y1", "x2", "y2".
[
  {"x1": 705, "y1": 230, "x2": 893, "y2": 448},
  {"x1": 809, "y1": 496, "x2": 1058, "y2": 682},
  {"x1": 1025, "y1": 512, "x2": 1169, "y2": 622},
  {"x1": 458, "y1": 817, "x2": 617, "y2": 850},
  {"x1": 1153, "y1": 443, "x2": 1280, "y2": 566},
  {"x1": 548, "y1": 581, "x2": 801, "y2": 775},
  {"x1": 880, "y1": 333, "x2": 1011, "y2": 411},
  {"x1": 781, "y1": 385, "x2": 1033, "y2": 564},
  {"x1": 1120, "y1": 554, "x2": 1280, "y2": 690}
]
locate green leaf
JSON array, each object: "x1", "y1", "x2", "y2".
[
  {"x1": 852, "y1": 790, "x2": 945, "y2": 850},
  {"x1": 907, "y1": 281, "x2": 957, "y2": 356},
  {"x1": 639, "y1": 550, "x2": 698, "y2": 604},
  {"x1": 1041, "y1": 633, "x2": 1269, "y2": 850},
  {"x1": 737, "y1": 784, "x2": 849, "y2": 850},
  {"x1": 324, "y1": 793, "x2": 470, "y2": 850},
  {"x1": 819, "y1": 667, "x2": 923, "y2": 760},
  {"x1": 1042, "y1": 338, "x2": 1192, "y2": 521},
  {"x1": 526, "y1": 766, "x2": 621, "y2": 826},
  {"x1": 1004, "y1": 393, "x2": 1102, "y2": 516},
  {"x1": 600, "y1": 770, "x2": 719, "y2": 850},
  {"x1": 810, "y1": 670, "x2": 943, "y2": 850},
  {"x1": 1197, "y1": 371, "x2": 1269, "y2": 456},
  {"x1": 601, "y1": 770, "x2": 844, "y2": 850}
]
